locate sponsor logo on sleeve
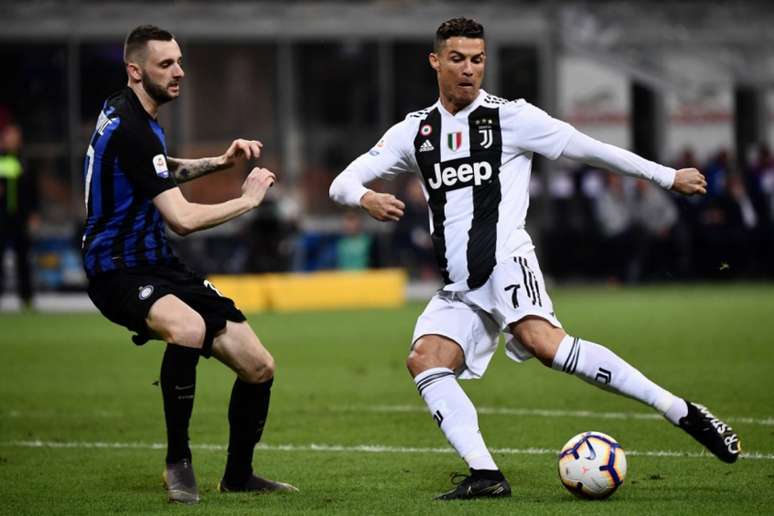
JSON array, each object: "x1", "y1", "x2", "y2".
[{"x1": 153, "y1": 154, "x2": 169, "y2": 178}]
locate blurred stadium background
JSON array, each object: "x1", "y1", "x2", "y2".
[{"x1": 2, "y1": 0, "x2": 774, "y2": 311}]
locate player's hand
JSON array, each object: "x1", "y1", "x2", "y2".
[
  {"x1": 241, "y1": 167, "x2": 276, "y2": 208},
  {"x1": 361, "y1": 191, "x2": 405, "y2": 222},
  {"x1": 222, "y1": 138, "x2": 263, "y2": 164},
  {"x1": 671, "y1": 168, "x2": 707, "y2": 196}
]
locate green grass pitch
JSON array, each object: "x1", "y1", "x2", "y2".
[{"x1": 1, "y1": 283, "x2": 773, "y2": 514}]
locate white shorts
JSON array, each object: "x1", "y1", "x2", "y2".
[{"x1": 411, "y1": 251, "x2": 562, "y2": 379}]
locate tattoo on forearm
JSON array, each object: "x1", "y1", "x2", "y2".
[{"x1": 167, "y1": 157, "x2": 229, "y2": 183}]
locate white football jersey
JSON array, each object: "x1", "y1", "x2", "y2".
[{"x1": 339, "y1": 89, "x2": 575, "y2": 291}]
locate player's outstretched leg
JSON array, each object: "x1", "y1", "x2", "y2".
[
  {"x1": 409, "y1": 336, "x2": 511, "y2": 501},
  {"x1": 549, "y1": 334, "x2": 741, "y2": 463}
]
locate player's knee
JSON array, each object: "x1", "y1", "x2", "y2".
[
  {"x1": 406, "y1": 349, "x2": 426, "y2": 377},
  {"x1": 514, "y1": 323, "x2": 563, "y2": 366},
  {"x1": 241, "y1": 355, "x2": 275, "y2": 384},
  {"x1": 406, "y1": 336, "x2": 462, "y2": 376}
]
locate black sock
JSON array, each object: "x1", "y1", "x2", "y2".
[
  {"x1": 470, "y1": 468, "x2": 505, "y2": 481},
  {"x1": 160, "y1": 344, "x2": 200, "y2": 464},
  {"x1": 223, "y1": 377, "x2": 273, "y2": 485}
]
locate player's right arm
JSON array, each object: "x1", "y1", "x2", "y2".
[
  {"x1": 117, "y1": 124, "x2": 275, "y2": 236},
  {"x1": 153, "y1": 167, "x2": 275, "y2": 236},
  {"x1": 167, "y1": 138, "x2": 263, "y2": 184},
  {"x1": 329, "y1": 120, "x2": 415, "y2": 222}
]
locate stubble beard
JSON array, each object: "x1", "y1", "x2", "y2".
[{"x1": 141, "y1": 72, "x2": 177, "y2": 105}]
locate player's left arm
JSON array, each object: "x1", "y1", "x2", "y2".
[
  {"x1": 167, "y1": 138, "x2": 263, "y2": 184},
  {"x1": 560, "y1": 130, "x2": 707, "y2": 196}
]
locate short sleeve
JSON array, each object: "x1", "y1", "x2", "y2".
[
  {"x1": 503, "y1": 100, "x2": 575, "y2": 160},
  {"x1": 116, "y1": 125, "x2": 177, "y2": 199}
]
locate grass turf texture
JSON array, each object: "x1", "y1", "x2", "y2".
[{"x1": 1, "y1": 283, "x2": 772, "y2": 514}]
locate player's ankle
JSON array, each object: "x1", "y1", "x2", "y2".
[
  {"x1": 222, "y1": 466, "x2": 252, "y2": 488},
  {"x1": 470, "y1": 468, "x2": 505, "y2": 481},
  {"x1": 663, "y1": 397, "x2": 688, "y2": 425}
]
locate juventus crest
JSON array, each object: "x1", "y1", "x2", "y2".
[{"x1": 474, "y1": 117, "x2": 495, "y2": 149}]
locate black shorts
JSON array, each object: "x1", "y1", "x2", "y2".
[{"x1": 87, "y1": 261, "x2": 246, "y2": 357}]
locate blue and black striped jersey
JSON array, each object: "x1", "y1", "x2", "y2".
[{"x1": 81, "y1": 87, "x2": 178, "y2": 278}]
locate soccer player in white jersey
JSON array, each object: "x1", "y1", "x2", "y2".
[{"x1": 330, "y1": 18, "x2": 741, "y2": 500}]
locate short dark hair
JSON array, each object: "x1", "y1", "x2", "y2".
[
  {"x1": 434, "y1": 18, "x2": 485, "y2": 52},
  {"x1": 124, "y1": 25, "x2": 174, "y2": 64}
]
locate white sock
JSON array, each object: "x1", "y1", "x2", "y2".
[
  {"x1": 663, "y1": 397, "x2": 689, "y2": 425},
  {"x1": 552, "y1": 335, "x2": 685, "y2": 423},
  {"x1": 414, "y1": 367, "x2": 498, "y2": 471}
]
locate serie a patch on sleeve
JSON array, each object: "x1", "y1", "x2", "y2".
[{"x1": 153, "y1": 154, "x2": 169, "y2": 178}]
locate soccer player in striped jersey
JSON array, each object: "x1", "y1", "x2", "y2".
[
  {"x1": 330, "y1": 17, "x2": 740, "y2": 500},
  {"x1": 82, "y1": 25, "x2": 296, "y2": 503}
]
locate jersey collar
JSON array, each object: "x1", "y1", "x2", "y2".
[
  {"x1": 436, "y1": 89, "x2": 487, "y2": 118},
  {"x1": 125, "y1": 86, "x2": 157, "y2": 121}
]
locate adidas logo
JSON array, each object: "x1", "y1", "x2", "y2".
[{"x1": 419, "y1": 140, "x2": 434, "y2": 152}]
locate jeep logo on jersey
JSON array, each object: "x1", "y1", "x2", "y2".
[{"x1": 427, "y1": 161, "x2": 493, "y2": 190}]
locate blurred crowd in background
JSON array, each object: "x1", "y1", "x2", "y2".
[
  {"x1": 3, "y1": 1, "x2": 774, "y2": 305},
  {"x1": 542, "y1": 145, "x2": 774, "y2": 283},
  {"x1": 3, "y1": 96, "x2": 773, "y2": 304}
]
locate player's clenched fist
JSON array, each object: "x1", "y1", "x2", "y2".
[
  {"x1": 241, "y1": 167, "x2": 276, "y2": 207},
  {"x1": 361, "y1": 191, "x2": 406, "y2": 222},
  {"x1": 671, "y1": 168, "x2": 707, "y2": 196}
]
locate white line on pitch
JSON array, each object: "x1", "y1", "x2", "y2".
[
  {"x1": 2, "y1": 440, "x2": 772, "y2": 461},
  {"x1": 333, "y1": 405, "x2": 774, "y2": 427}
]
